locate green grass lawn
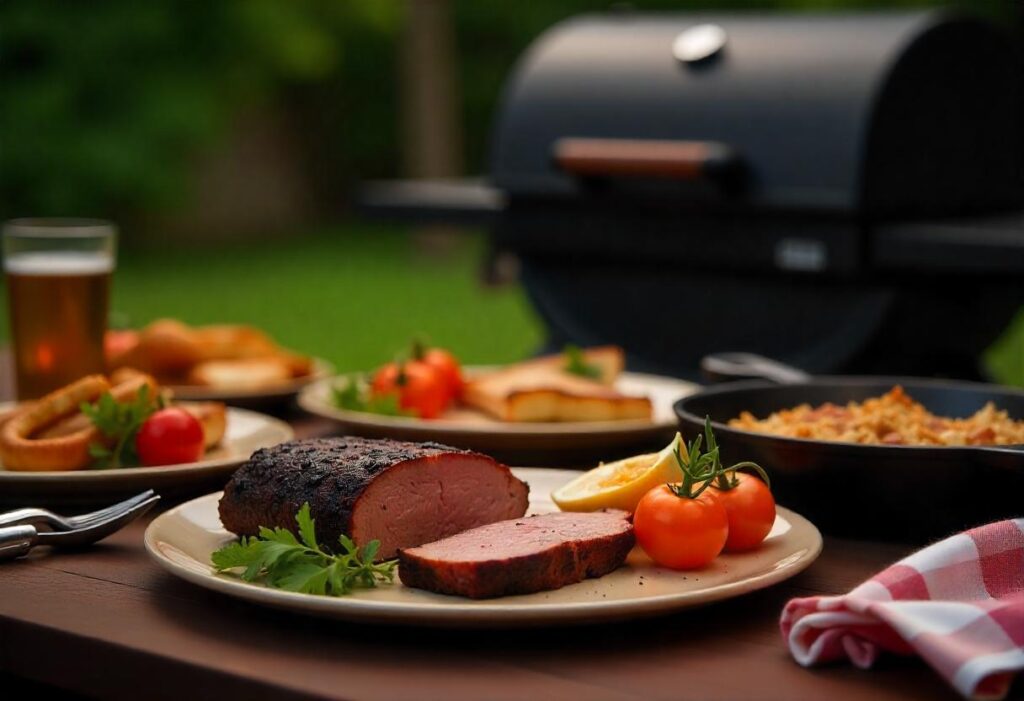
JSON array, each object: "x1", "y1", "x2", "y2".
[
  {"x1": 0, "y1": 219, "x2": 1021, "y2": 384},
  {"x1": 0, "y1": 222, "x2": 544, "y2": 373}
]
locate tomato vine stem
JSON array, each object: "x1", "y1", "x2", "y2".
[{"x1": 669, "y1": 417, "x2": 770, "y2": 498}]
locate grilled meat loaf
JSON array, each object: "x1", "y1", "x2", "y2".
[
  {"x1": 218, "y1": 437, "x2": 529, "y2": 559},
  {"x1": 398, "y1": 510, "x2": 634, "y2": 598}
]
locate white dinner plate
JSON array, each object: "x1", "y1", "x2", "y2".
[
  {"x1": 0, "y1": 407, "x2": 294, "y2": 504},
  {"x1": 298, "y1": 370, "x2": 698, "y2": 462},
  {"x1": 169, "y1": 358, "x2": 334, "y2": 408},
  {"x1": 145, "y1": 467, "x2": 822, "y2": 627}
]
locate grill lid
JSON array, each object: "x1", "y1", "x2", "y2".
[{"x1": 490, "y1": 11, "x2": 1023, "y2": 216}]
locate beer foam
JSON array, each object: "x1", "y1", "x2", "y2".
[{"x1": 4, "y1": 251, "x2": 113, "y2": 275}]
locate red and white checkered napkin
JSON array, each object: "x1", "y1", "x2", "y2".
[{"x1": 781, "y1": 519, "x2": 1024, "y2": 700}]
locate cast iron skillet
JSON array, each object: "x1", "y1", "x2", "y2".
[{"x1": 674, "y1": 353, "x2": 1024, "y2": 542}]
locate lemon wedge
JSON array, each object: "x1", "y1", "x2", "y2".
[{"x1": 551, "y1": 433, "x2": 684, "y2": 512}]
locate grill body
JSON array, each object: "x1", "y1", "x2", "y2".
[{"x1": 362, "y1": 10, "x2": 1024, "y2": 379}]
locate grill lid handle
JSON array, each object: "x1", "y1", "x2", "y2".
[
  {"x1": 701, "y1": 352, "x2": 812, "y2": 385},
  {"x1": 553, "y1": 138, "x2": 743, "y2": 184}
]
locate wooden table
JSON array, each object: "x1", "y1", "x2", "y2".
[{"x1": 0, "y1": 413, "x2": 1017, "y2": 700}]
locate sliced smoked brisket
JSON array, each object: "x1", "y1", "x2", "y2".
[{"x1": 398, "y1": 510, "x2": 634, "y2": 598}]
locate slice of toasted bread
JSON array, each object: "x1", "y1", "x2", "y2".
[
  {"x1": 476, "y1": 346, "x2": 624, "y2": 386},
  {"x1": 187, "y1": 358, "x2": 292, "y2": 390},
  {"x1": 117, "y1": 319, "x2": 205, "y2": 375},
  {"x1": 193, "y1": 325, "x2": 281, "y2": 361},
  {"x1": 462, "y1": 347, "x2": 651, "y2": 423},
  {"x1": 502, "y1": 389, "x2": 652, "y2": 422},
  {"x1": 178, "y1": 401, "x2": 227, "y2": 449}
]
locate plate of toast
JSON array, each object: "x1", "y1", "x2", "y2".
[
  {"x1": 107, "y1": 319, "x2": 332, "y2": 406},
  {"x1": 297, "y1": 346, "x2": 697, "y2": 463}
]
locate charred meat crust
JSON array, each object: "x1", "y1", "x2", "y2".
[
  {"x1": 218, "y1": 436, "x2": 513, "y2": 548},
  {"x1": 397, "y1": 513, "x2": 635, "y2": 599}
]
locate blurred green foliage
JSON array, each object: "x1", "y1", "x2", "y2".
[
  {"x1": 0, "y1": 1, "x2": 395, "y2": 218},
  {"x1": 0, "y1": 1, "x2": 1015, "y2": 220}
]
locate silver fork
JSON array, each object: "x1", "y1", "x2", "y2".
[
  {"x1": 0, "y1": 490, "x2": 156, "y2": 530},
  {"x1": 0, "y1": 493, "x2": 160, "y2": 561}
]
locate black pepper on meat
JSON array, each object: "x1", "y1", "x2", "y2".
[{"x1": 219, "y1": 437, "x2": 477, "y2": 548}]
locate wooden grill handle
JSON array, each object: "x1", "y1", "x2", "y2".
[{"x1": 553, "y1": 138, "x2": 740, "y2": 181}]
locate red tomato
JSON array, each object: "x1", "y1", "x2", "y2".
[
  {"x1": 633, "y1": 484, "x2": 728, "y2": 570},
  {"x1": 371, "y1": 362, "x2": 401, "y2": 396},
  {"x1": 710, "y1": 473, "x2": 776, "y2": 552},
  {"x1": 105, "y1": 329, "x2": 139, "y2": 363},
  {"x1": 420, "y1": 347, "x2": 463, "y2": 399},
  {"x1": 136, "y1": 408, "x2": 205, "y2": 466},
  {"x1": 371, "y1": 361, "x2": 449, "y2": 419}
]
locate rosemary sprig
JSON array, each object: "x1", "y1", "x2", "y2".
[{"x1": 670, "y1": 417, "x2": 769, "y2": 497}]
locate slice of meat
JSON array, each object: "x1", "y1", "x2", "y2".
[
  {"x1": 218, "y1": 437, "x2": 529, "y2": 559},
  {"x1": 398, "y1": 510, "x2": 634, "y2": 599}
]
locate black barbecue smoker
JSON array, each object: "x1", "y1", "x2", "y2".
[{"x1": 365, "y1": 10, "x2": 1024, "y2": 381}]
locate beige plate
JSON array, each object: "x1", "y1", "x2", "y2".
[
  {"x1": 298, "y1": 370, "x2": 697, "y2": 461},
  {"x1": 0, "y1": 407, "x2": 293, "y2": 504},
  {"x1": 169, "y1": 358, "x2": 334, "y2": 407},
  {"x1": 145, "y1": 467, "x2": 822, "y2": 628}
]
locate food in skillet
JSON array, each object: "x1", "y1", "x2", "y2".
[
  {"x1": 0, "y1": 369, "x2": 226, "y2": 471},
  {"x1": 107, "y1": 318, "x2": 313, "y2": 391},
  {"x1": 729, "y1": 385, "x2": 1024, "y2": 446},
  {"x1": 332, "y1": 343, "x2": 652, "y2": 422}
]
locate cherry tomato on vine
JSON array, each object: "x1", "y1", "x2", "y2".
[
  {"x1": 371, "y1": 362, "x2": 401, "y2": 396},
  {"x1": 633, "y1": 484, "x2": 729, "y2": 569},
  {"x1": 371, "y1": 361, "x2": 449, "y2": 419},
  {"x1": 136, "y1": 407, "x2": 205, "y2": 466},
  {"x1": 419, "y1": 347, "x2": 463, "y2": 400},
  {"x1": 710, "y1": 472, "x2": 776, "y2": 552}
]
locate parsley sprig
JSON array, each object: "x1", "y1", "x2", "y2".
[
  {"x1": 80, "y1": 385, "x2": 161, "y2": 469},
  {"x1": 211, "y1": 503, "x2": 398, "y2": 596},
  {"x1": 331, "y1": 374, "x2": 410, "y2": 417},
  {"x1": 563, "y1": 344, "x2": 602, "y2": 380}
]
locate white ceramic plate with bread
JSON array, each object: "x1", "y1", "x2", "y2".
[
  {"x1": 169, "y1": 357, "x2": 334, "y2": 405},
  {"x1": 298, "y1": 366, "x2": 697, "y2": 462}
]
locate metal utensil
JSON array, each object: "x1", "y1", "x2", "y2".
[
  {"x1": 0, "y1": 493, "x2": 160, "y2": 561},
  {"x1": 0, "y1": 490, "x2": 157, "y2": 530}
]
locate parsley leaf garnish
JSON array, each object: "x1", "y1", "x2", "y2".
[
  {"x1": 331, "y1": 374, "x2": 410, "y2": 417},
  {"x1": 563, "y1": 344, "x2": 602, "y2": 380},
  {"x1": 211, "y1": 503, "x2": 398, "y2": 596},
  {"x1": 79, "y1": 385, "x2": 161, "y2": 469}
]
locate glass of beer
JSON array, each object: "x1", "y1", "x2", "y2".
[{"x1": 3, "y1": 219, "x2": 116, "y2": 400}]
